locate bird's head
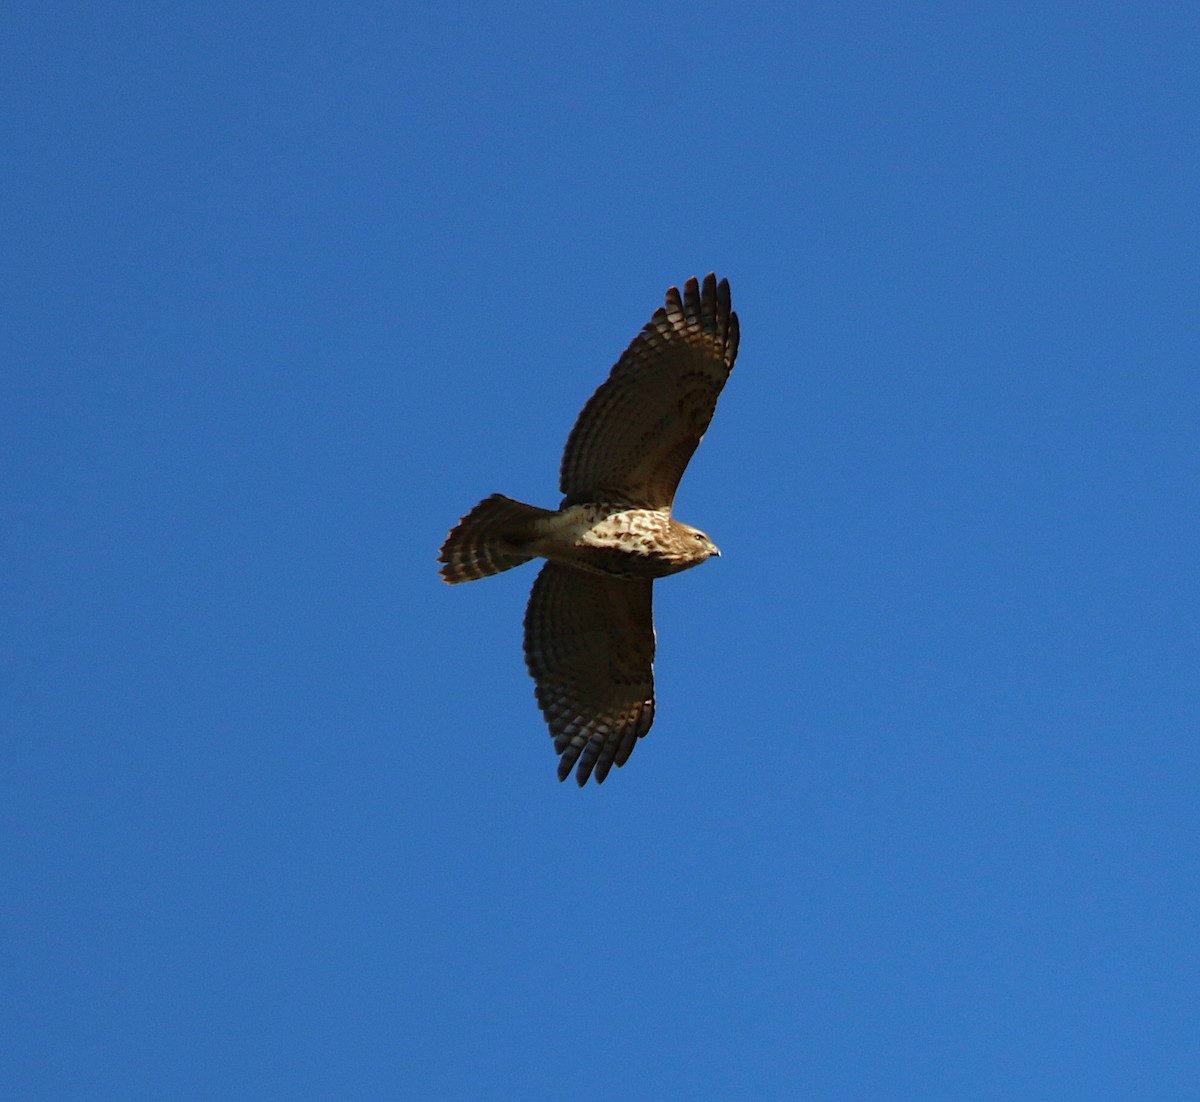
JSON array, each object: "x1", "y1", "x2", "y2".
[{"x1": 672, "y1": 520, "x2": 721, "y2": 566}]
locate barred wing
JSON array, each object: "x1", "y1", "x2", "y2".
[
  {"x1": 559, "y1": 273, "x2": 739, "y2": 511},
  {"x1": 523, "y1": 563, "x2": 656, "y2": 785}
]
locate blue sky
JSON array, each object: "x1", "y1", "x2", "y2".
[{"x1": 4, "y1": 2, "x2": 1198, "y2": 1098}]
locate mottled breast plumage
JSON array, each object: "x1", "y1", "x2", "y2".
[{"x1": 532, "y1": 505, "x2": 701, "y2": 579}]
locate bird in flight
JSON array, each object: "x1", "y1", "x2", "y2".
[{"x1": 439, "y1": 273, "x2": 739, "y2": 784}]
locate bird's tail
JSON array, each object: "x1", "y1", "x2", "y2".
[{"x1": 438, "y1": 494, "x2": 552, "y2": 584}]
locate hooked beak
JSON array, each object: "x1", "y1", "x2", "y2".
[{"x1": 711, "y1": 544, "x2": 721, "y2": 558}]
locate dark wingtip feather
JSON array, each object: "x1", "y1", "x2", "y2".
[
  {"x1": 716, "y1": 276, "x2": 731, "y2": 319},
  {"x1": 573, "y1": 748, "x2": 598, "y2": 786},
  {"x1": 700, "y1": 273, "x2": 718, "y2": 333}
]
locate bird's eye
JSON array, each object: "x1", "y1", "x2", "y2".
[{"x1": 694, "y1": 533, "x2": 705, "y2": 541}]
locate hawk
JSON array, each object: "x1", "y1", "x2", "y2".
[{"x1": 439, "y1": 273, "x2": 739, "y2": 784}]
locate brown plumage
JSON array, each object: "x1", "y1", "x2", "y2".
[{"x1": 439, "y1": 274, "x2": 739, "y2": 784}]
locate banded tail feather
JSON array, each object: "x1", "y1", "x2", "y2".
[{"x1": 438, "y1": 494, "x2": 551, "y2": 584}]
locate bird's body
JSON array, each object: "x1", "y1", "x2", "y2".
[
  {"x1": 439, "y1": 274, "x2": 739, "y2": 784},
  {"x1": 556, "y1": 505, "x2": 719, "y2": 579},
  {"x1": 440, "y1": 497, "x2": 719, "y2": 583}
]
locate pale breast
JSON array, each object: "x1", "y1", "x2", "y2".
[{"x1": 535, "y1": 505, "x2": 689, "y2": 579}]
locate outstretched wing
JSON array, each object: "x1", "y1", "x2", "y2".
[
  {"x1": 523, "y1": 563, "x2": 656, "y2": 785},
  {"x1": 559, "y1": 273, "x2": 739, "y2": 511}
]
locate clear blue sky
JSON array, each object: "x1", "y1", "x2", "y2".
[{"x1": 4, "y1": 3, "x2": 1198, "y2": 1098}]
